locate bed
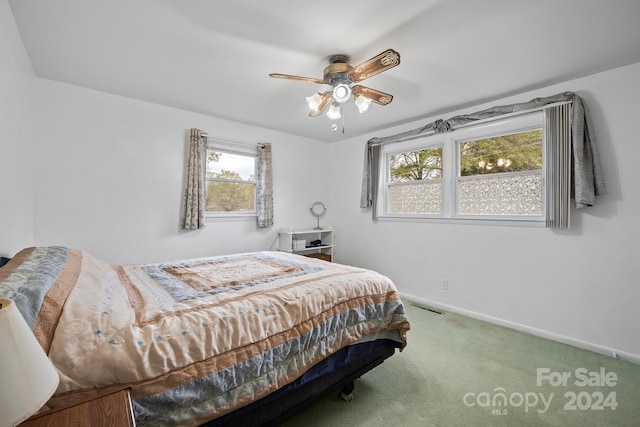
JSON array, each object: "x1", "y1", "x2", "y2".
[{"x1": 0, "y1": 246, "x2": 410, "y2": 426}]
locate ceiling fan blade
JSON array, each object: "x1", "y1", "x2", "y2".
[
  {"x1": 348, "y1": 49, "x2": 401, "y2": 82},
  {"x1": 308, "y1": 91, "x2": 333, "y2": 117},
  {"x1": 269, "y1": 73, "x2": 325, "y2": 84},
  {"x1": 353, "y1": 85, "x2": 394, "y2": 106}
]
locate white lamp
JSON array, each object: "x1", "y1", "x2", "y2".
[{"x1": 0, "y1": 298, "x2": 59, "y2": 427}]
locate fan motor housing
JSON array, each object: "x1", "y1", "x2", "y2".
[{"x1": 323, "y1": 55, "x2": 353, "y2": 84}]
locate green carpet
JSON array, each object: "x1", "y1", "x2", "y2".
[{"x1": 281, "y1": 302, "x2": 640, "y2": 427}]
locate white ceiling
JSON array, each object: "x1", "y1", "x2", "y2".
[{"x1": 9, "y1": 0, "x2": 640, "y2": 142}]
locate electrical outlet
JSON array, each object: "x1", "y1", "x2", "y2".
[{"x1": 442, "y1": 279, "x2": 449, "y2": 291}]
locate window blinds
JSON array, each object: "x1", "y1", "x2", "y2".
[{"x1": 545, "y1": 104, "x2": 572, "y2": 228}]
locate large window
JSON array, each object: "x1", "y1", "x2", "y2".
[
  {"x1": 206, "y1": 143, "x2": 257, "y2": 216},
  {"x1": 380, "y1": 112, "x2": 545, "y2": 221}
]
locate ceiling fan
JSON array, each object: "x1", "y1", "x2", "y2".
[{"x1": 269, "y1": 49, "x2": 400, "y2": 119}]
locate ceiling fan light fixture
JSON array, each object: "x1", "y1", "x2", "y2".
[
  {"x1": 354, "y1": 95, "x2": 372, "y2": 113},
  {"x1": 326, "y1": 102, "x2": 342, "y2": 120},
  {"x1": 305, "y1": 93, "x2": 322, "y2": 111},
  {"x1": 270, "y1": 49, "x2": 400, "y2": 128},
  {"x1": 332, "y1": 84, "x2": 352, "y2": 103}
]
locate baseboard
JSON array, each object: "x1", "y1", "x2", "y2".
[{"x1": 400, "y1": 292, "x2": 640, "y2": 365}]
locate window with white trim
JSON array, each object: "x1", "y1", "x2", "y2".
[
  {"x1": 206, "y1": 141, "x2": 257, "y2": 216},
  {"x1": 380, "y1": 112, "x2": 545, "y2": 221}
]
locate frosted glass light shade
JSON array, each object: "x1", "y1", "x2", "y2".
[
  {"x1": 332, "y1": 84, "x2": 351, "y2": 103},
  {"x1": 305, "y1": 93, "x2": 322, "y2": 111},
  {"x1": 326, "y1": 102, "x2": 341, "y2": 120},
  {"x1": 0, "y1": 298, "x2": 59, "y2": 427},
  {"x1": 354, "y1": 95, "x2": 372, "y2": 113}
]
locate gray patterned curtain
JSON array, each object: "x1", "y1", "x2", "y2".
[
  {"x1": 360, "y1": 143, "x2": 381, "y2": 219},
  {"x1": 181, "y1": 128, "x2": 207, "y2": 231},
  {"x1": 256, "y1": 143, "x2": 274, "y2": 228}
]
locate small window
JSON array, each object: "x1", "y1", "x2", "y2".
[
  {"x1": 206, "y1": 145, "x2": 257, "y2": 216},
  {"x1": 387, "y1": 146, "x2": 443, "y2": 215}
]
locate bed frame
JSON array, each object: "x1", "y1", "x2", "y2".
[{"x1": 204, "y1": 339, "x2": 399, "y2": 427}]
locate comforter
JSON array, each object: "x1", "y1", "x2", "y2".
[{"x1": 0, "y1": 246, "x2": 410, "y2": 426}]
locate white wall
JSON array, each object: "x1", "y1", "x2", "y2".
[
  {"x1": 30, "y1": 79, "x2": 331, "y2": 264},
  {"x1": 0, "y1": 0, "x2": 331, "y2": 265},
  {"x1": 330, "y1": 62, "x2": 640, "y2": 361},
  {"x1": 0, "y1": 0, "x2": 36, "y2": 256}
]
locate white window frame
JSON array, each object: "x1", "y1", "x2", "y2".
[
  {"x1": 383, "y1": 139, "x2": 448, "y2": 218},
  {"x1": 205, "y1": 139, "x2": 258, "y2": 219},
  {"x1": 378, "y1": 111, "x2": 546, "y2": 224}
]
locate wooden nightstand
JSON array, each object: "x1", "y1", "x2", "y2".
[{"x1": 20, "y1": 388, "x2": 136, "y2": 427}]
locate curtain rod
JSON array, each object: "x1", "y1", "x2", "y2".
[
  {"x1": 449, "y1": 100, "x2": 573, "y2": 131},
  {"x1": 370, "y1": 99, "x2": 573, "y2": 147},
  {"x1": 200, "y1": 133, "x2": 265, "y2": 148}
]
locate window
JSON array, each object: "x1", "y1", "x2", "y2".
[
  {"x1": 457, "y1": 129, "x2": 543, "y2": 216},
  {"x1": 387, "y1": 146, "x2": 443, "y2": 215},
  {"x1": 206, "y1": 142, "x2": 257, "y2": 216},
  {"x1": 380, "y1": 112, "x2": 545, "y2": 221}
]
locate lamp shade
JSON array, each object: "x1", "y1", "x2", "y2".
[
  {"x1": 0, "y1": 298, "x2": 59, "y2": 427},
  {"x1": 305, "y1": 93, "x2": 322, "y2": 111},
  {"x1": 354, "y1": 95, "x2": 372, "y2": 113},
  {"x1": 332, "y1": 84, "x2": 351, "y2": 103},
  {"x1": 326, "y1": 102, "x2": 342, "y2": 120}
]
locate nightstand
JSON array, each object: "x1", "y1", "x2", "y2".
[
  {"x1": 20, "y1": 388, "x2": 136, "y2": 427},
  {"x1": 278, "y1": 228, "x2": 334, "y2": 261}
]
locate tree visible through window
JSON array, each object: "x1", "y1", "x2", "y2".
[
  {"x1": 388, "y1": 146, "x2": 443, "y2": 215},
  {"x1": 459, "y1": 130, "x2": 542, "y2": 176},
  {"x1": 390, "y1": 148, "x2": 443, "y2": 181},
  {"x1": 206, "y1": 149, "x2": 256, "y2": 214},
  {"x1": 457, "y1": 129, "x2": 543, "y2": 216}
]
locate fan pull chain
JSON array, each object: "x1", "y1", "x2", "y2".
[{"x1": 330, "y1": 105, "x2": 346, "y2": 133}]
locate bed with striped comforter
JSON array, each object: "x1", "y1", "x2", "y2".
[{"x1": 0, "y1": 246, "x2": 409, "y2": 426}]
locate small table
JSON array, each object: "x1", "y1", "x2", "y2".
[{"x1": 20, "y1": 388, "x2": 136, "y2": 427}]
